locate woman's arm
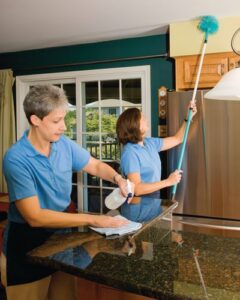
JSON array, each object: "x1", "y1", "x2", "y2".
[
  {"x1": 161, "y1": 102, "x2": 197, "y2": 151},
  {"x1": 83, "y1": 156, "x2": 134, "y2": 197},
  {"x1": 128, "y1": 170, "x2": 182, "y2": 196},
  {"x1": 15, "y1": 196, "x2": 128, "y2": 228},
  {"x1": 161, "y1": 121, "x2": 186, "y2": 151}
]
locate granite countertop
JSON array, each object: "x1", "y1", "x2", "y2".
[{"x1": 28, "y1": 197, "x2": 240, "y2": 300}]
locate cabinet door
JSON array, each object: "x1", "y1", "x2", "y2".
[
  {"x1": 76, "y1": 278, "x2": 154, "y2": 300},
  {"x1": 175, "y1": 54, "x2": 228, "y2": 90},
  {"x1": 76, "y1": 278, "x2": 98, "y2": 300},
  {"x1": 98, "y1": 285, "x2": 154, "y2": 300},
  {"x1": 229, "y1": 55, "x2": 240, "y2": 70}
]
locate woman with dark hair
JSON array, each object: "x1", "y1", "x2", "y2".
[{"x1": 116, "y1": 105, "x2": 197, "y2": 198}]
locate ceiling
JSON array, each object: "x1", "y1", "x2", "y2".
[{"x1": 1, "y1": 0, "x2": 240, "y2": 54}]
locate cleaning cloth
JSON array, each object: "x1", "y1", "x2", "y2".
[{"x1": 89, "y1": 215, "x2": 142, "y2": 236}]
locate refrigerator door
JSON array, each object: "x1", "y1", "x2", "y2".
[{"x1": 167, "y1": 90, "x2": 240, "y2": 220}]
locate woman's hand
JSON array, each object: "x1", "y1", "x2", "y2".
[
  {"x1": 186, "y1": 101, "x2": 197, "y2": 120},
  {"x1": 191, "y1": 101, "x2": 197, "y2": 118},
  {"x1": 91, "y1": 215, "x2": 128, "y2": 228},
  {"x1": 166, "y1": 170, "x2": 182, "y2": 187},
  {"x1": 115, "y1": 176, "x2": 135, "y2": 202}
]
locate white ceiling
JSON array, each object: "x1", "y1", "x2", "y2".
[{"x1": 1, "y1": 0, "x2": 240, "y2": 53}]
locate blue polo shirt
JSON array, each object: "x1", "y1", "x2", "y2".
[
  {"x1": 3, "y1": 130, "x2": 90, "y2": 223},
  {"x1": 120, "y1": 137, "x2": 163, "y2": 183}
]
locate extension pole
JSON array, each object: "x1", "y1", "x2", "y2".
[{"x1": 171, "y1": 39, "x2": 208, "y2": 200}]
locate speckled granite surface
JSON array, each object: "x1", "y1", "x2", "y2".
[{"x1": 28, "y1": 198, "x2": 240, "y2": 300}]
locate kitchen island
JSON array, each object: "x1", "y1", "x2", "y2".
[{"x1": 28, "y1": 197, "x2": 240, "y2": 300}]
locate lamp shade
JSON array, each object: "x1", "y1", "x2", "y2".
[{"x1": 204, "y1": 67, "x2": 240, "y2": 101}]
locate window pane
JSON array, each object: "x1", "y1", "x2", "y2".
[
  {"x1": 102, "y1": 161, "x2": 121, "y2": 188},
  {"x1": 101, "y1": 108, "x2": 119, "y2": 134},
  {"x1": 122, "y1": 79, "x2": 141, "y2": 104},
  {"x1": 72, "y1": 172, "x2": 77, "y2": 184},
  {"x1": 63, "y1": 84, "x2": 76, "y2": 140},
  {"x1": 102, "y1": 189, "x2": 114, "y2": 213},
  {"x1": 63, "y1": 83, "x2": 76, "y2": 105},
  {"x1": 79, "y1": 73, "x2": 144, "y2": 214},
  {"x1": 101, "y1": 80, "x2": 119, "y2": 100},
  {"x1": 82, "y1": 82, "x2": 98, "y2": 105},
  {"x1": 83, "y1": 172, "x2": 100, "y2": 187},
  {"x1": 65, "y1": 109, "x2": 76, "y2": 140},
  {"x1": 82, "y1": 134, "x2": 100, "y2": 159},
  {"x1": 87, "y1": 188, "x2": 101, "y2": 213},
  {"x1": 82, "y1": 108, "x2": 99, "y2": 133},
  {"x1": 101, "y1": 133, "x2": 119, "y2": 161},
  {"x1": 70, "y1": 184, "x2": 78, "y2": 206}
]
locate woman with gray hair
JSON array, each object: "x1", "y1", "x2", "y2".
[{"x1": 2, "y1": 85, "x2": 134, "y2": 300}]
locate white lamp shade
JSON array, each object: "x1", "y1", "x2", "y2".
[{"x1": 204, "y1": 68, "x2": 240, "y2": 101}]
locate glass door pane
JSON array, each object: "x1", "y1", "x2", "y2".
[
  {"x1": 122, "y1": 78, "x2": 141, "y2": 104},
  {"x1": 63, "y1": 83, "x2": 76, "y2": 141},
  {"x1": 80, "y1": 76, "x2": 142, "y2": 213},
  {"x1": 101, "y1": 80, "x2": 119, "y2": 100}
]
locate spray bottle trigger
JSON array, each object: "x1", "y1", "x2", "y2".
[{"x1": 127, "y1": 179, "x2": 133, "y2": 198}]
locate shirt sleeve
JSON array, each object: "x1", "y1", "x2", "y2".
[
  {"x1": 146, "y1": 137, "x2": 163, "y2": 152},
  {"x1": 121, "y1": 149, "x2": 141, "y2": 177},
  {"x1": 68, "y1": 139, "x2": 91, "y2": 172},
  {"x1": 3, "y1": 154, "x2": 37, "y2": 202}
]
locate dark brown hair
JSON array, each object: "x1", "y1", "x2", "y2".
[{"x1": 116, "y1": 108, "x2": 142, "y2": 145}]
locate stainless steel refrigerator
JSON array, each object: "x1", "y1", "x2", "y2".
[{"x1": 167, "y1": 90, "x2": 240, "y2": 221}]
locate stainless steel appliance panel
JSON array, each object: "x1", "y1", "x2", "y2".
[{"x1": 167, "y1": 90, "x2": 240, "y2": 220}]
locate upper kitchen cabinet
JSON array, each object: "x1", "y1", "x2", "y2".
[
  {"x1": 175, "y1": 52, "x2": 240, "y2": 90},
  {"x1": 229, "y1": 54, "x2": 240, "y2": 70}
]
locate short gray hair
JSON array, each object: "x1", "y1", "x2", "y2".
[{"x1": 23, "y1": 85, "x2": 69, "y2": 125}]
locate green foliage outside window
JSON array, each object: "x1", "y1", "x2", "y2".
[
  {"x1": 86, "y1": 109, "x2": 120, "y2": 160},
  {"x1": 65, "y1": 110, "x2": 76, "y2": 140},
  {"x1": 86, "y1": 109, "x2": 117, "y2": 135},
  {"x1": 64, "y1": 109, "x2": 121, "y2": 160}
]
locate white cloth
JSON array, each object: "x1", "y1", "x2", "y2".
[{"x1": 89, "y1": 215, "x2": 142, "y2": 236}]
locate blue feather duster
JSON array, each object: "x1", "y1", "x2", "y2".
[{"x1": 198, "y1": 16, "x2": 219, "y2": 42}]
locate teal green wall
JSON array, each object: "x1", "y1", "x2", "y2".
[{"x1": 0, "y1": 34, "x2": 174, "y2": 136}]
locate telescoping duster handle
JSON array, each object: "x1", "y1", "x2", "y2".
[
  {"x1": 171, "y1": 16, "x2": 219, "y2": 200},
  {"x1": 171, "y1": 107, "x2": 193, "y2": 199},
  {"x1": 171, "y1": 38, "x2": 207, "y2": 200}
]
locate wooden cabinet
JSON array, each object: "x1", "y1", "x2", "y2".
[
  {"x1": 76, "y1": 277, "x2": 154, "y2": 300},
  {"x1": 175, "y1": 52, "x2": 240, "y2": 90},
  {"x1": 229, "y1": 55, "x2": 240, "y2": 70},
  {"x1": 98, "y1": 285, "x2": 154, "y2": 300}
]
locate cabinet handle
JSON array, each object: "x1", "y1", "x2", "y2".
[
  {"x1": 221, "y1": 64, "x2": 225, "y2": 75},
  {"x1": 217, "y1": 64, "x2": 225, "y2": 76},
  {"x1": 229, "y1": 61, "x2": 240, "y2": 69}
]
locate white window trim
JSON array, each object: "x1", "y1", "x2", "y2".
[{"x1": 16, "y1": 66, "x2": 151, "y2": 139}]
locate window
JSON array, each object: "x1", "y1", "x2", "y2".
[{"x1": 16, "y1": 66, "x2": 151, "y2": 213}]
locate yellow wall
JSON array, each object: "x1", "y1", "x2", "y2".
[{"x1": 170, "y1": 16, "x2": 240, "y2": 57}]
